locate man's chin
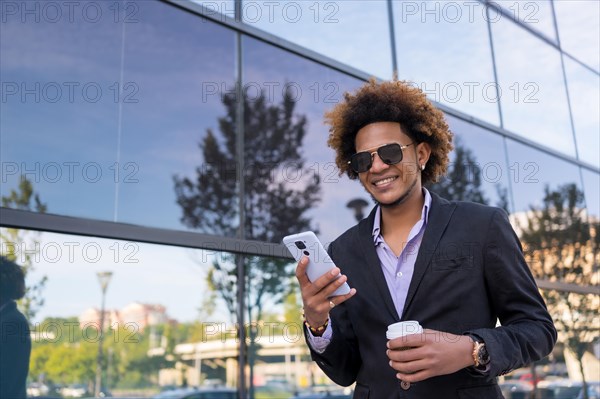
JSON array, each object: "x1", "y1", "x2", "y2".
[
  {"x1": 371, "y1": 179, "x2": 417, "y2": 208},
  {"x1": 375, "y1": 195, "x2": 409, "y2": 208}
]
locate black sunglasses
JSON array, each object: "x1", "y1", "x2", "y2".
[{"x1": 348, "y1": 142, "x2": 415, "y2": 173}]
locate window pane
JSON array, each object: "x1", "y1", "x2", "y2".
[
  {"x1": 428, "y1": 115, "x2": 511, "y2": 211},
  {"x1": 0, "y1": 1, "x2": 238, "y2": 235},
  {"x1": 1, "y1": 1, "x2": 123, "y2": 220},
  {"x1": 1, "y1": 229, "x2": 236, "y2": 394},
  {"x1": 191, "y1": 0, "x2": 235, "y2": 19},
  {"x1": 118, "y1": 1, "x2": 237, "y2": 234},
  {"x1": 241, "y1": 35, "x2": 371, "y2": 245},
  {"x1": 581, "y1": 168, "x2": 600, "y2": 220},
  {"x1": 496, "y1": 0, "x2": 557, "y2": 41},
  {"x1": 245, "y1": 255, "x2": 351, "y2": 395},
  {"x1": 242, "y1": 0, "x2": 393, "y2": 79},
  {"x1": 554, "y1": 0, "x2": 600, "y2": 71},
  {"x1": 505, "y1": 140, "x2": 581, "y2": 213},
  {"x1": 564, "y1": 57, "x2": 600, "y2": 168},
  {"x1": 393, "y1": 1, "x2": 499, "y2": 125},
  {"x1": 491, "y1": 17, "x2": 575, "y2": 157}
]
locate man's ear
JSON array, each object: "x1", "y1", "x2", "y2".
[{"x1": 417, "y1": 142, "x2": 432, "y2": 168}]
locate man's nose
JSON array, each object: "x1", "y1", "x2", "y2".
[{"x1": 369, "y1": 152, "x2": 389, "y2": 173}]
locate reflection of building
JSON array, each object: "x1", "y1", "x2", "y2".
[
  {"x1": 78, "y1": 302, "x2": 169, "y2": 332},
  {"x1": 151, "y1": 334, "x2": 331, "y2": 390},
  {"x1": 78, "y1": 308, "x2": 120, "y2": 330},
  {"x1": 120, "y1": 302, "x2": 169, "y2": 331}
]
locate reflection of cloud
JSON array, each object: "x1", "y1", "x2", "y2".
[
  {"x1": 554, "y1": 0, "x2": 600, "y2": 71},
  {"x1": 563, "y1": 58, "x2": 600, "y2": 168},
  {"x1": 243, "y1": 0, "x2": 392, "y2": 79},
  {"x1": 393, "y1": 2, "x2": 499, "y2": 125},
  {"x1": 492, "y1": 17, "x2": 575, "y2": 156},
  {"x1": 18, "y1": 231, "x2": 227, "y2": 324},
  {"x1": 497, "y1": 1, "x2": 556, "y2": 41}
]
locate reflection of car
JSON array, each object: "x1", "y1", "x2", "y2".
[
  {"x1": 291, "y1": 388, "x2": 353, "y2": 399},
  {"x1": 26, "y1": 383, "x2": 50, "y2": 397},
  {"x1": 61, "y1": 384, "x2": 89, "y2": 398},
  {"x1": 153, "y1": 387, "x2": 237, "y2": 399},
  {"x1": 535, "y1": 380, "x2": 600, "y2": 399},
  {"x1": 536, "y1": 379, "x2": 582, "y2": 399},
  {"x1": 576, "y1": 382, "x2": 600, "y2": 399},
  {"x1": 499, "y1": 380, "x2": 533, "y2": 399},
  {"x1": 291, "y1": 394, "x2": 352, "y2": 399}
]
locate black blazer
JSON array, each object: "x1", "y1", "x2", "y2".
[
  {"x1": 0, "y1": 300, "x2": 31, "y2": 399},
  {"x1": 307, "y1": 193, "x2": 556, "y2": 399}
]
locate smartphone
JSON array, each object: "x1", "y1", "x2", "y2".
[{"x1": 283, "y1": 231, "x2": 351, "y2": 297}]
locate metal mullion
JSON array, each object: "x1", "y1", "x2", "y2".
[
  {"x1": 484, "y1": 2, "x2": 504, "y2": 129},
  {"x1": 2, "y1": 207, "x2": 598, "y2": 297},
  {"x1": 0, "y1": 208, "x2": 291, "y2": 259},
  {"x1": 386, "y1": 0, "x2": 398, "y2": 77},
  {"x1": 234, "y1": 4, "x2": 247, "y2": 393},
  {"x1": 478, "y1": 0, "x2": 598, "y2": 76}
]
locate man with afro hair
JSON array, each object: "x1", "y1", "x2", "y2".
[{"x1": 295, "y1": 79, "x2": 556, "y2": 398}]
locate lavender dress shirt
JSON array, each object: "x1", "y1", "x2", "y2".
[{"x1": 307, "y1": 189, "x2": 432, "y2": 352}]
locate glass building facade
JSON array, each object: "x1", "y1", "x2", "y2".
[{"x1": 1, "y1": 0, "x2": 598, "y2": 397}]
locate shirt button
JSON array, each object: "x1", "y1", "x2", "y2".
[
  {"x1": 396, "y1": 271, "x2": 403, "y2": 278},
  {"x1": 401, "y1": 381, "x2": 411, "y2": 390}
]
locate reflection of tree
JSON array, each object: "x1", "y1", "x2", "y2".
[
  {"x1": 29, "y1": 318, "x2": 168, "y2": 391},
  {"x1": 1, "y1": 177, "x2": 47, "y2": 321},
  {"x1": 173, "y1": 86, "x2": 321, "y2": 395},
  {"x1": 427, "y1": 138, "x2": 509, "y2": 212},
  {"x1": 427, "y1": 138, "x2": 487, "y2": 204},
  {"x1": 519, "y1": 183, "x2": 599, "y2": 397}
]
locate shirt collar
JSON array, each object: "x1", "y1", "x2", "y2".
[{"x1": 372, "y1": 188, "x2": 432, "y2": 245}]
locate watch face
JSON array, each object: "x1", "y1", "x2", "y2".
[{"x1": 479, "y1": 345, "x2": 490, "y2": 365}]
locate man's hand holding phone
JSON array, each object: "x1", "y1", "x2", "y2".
[
  {"x1": 295, "y1": 256, "x2": 356, "y2": 331},
  {"x1": 283, "y1": 231, "x2": 356, "y2": 334}
]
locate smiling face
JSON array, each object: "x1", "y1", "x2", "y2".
[{"x1": 354, "y1": 122, "x2": 430, "y2": 208}]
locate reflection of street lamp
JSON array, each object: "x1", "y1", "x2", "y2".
[
  {"x1": 95, "y1": 271, "x2": 112, "y2": 397},
  {"x1": 346, "y1": 198, "x2": 369, "y2": 222}
]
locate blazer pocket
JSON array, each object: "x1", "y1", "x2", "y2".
[
  {"x1": 353, "y1": 383, "x2": 369, "y2": 399},
  {"x1": 457, "y1": 384, "x2": 503, "y2": 399},
  {"x1": 431, "y1": 256, "x2": 474, "y2": 271}
]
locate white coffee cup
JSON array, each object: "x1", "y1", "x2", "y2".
[{"x1": 386, "y1": 320, "x2": 423, "y2": 340}]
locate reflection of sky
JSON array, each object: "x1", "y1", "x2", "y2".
[
  {"x1": 116, "y1": 2, "x2": 235, "y2": 230},
  {"x1": 3, "y1": 0, "x2": 598, "y2": 333},
  {"x1": 241, "y1": 0, "x2": 392, "y2": 80},
  {"x1": 1, "y1": 1, "x2": 236, "y2": 231},
  {"x1": 491, "y1": 17, "x2": 575, "y2": 157},
  {"x1": 563, "y1": 57, "x2": 600, "y2": 168},
  {"x1": 581, "y1": 169, "x2": 600, "y2": 219},
  {"x1": 444, "y1": 115, "x2": 510, "y2": 210},
  {"x1": 12, "y1": 230, "x2": 231, "y2": 324},
  {"x1": 1, "y1": 2, "x2": 123, "y2": 219},
  {"x1": 2, "y1": 0, "x2": 597, "y2": 244},
  {"x1": 554, "y1": 0, "x2": 600, "y2": 71},
  {"x1": 242, "y1": 36, "x2": 371, "y2": 244},
  {"x1": 505, "y1": 139, "x2": 582, "y2": 212},
  {"x1": 496, "y1": 0, "x2": 557, "y2": 41},
  {"x1": 191, "y1": 0, "x2": 236, "y2": 18},
  {"x1": 393, "y1": 1, "x2": 499, "y2": 126}
]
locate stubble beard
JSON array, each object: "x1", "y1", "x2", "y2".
[{"x1": 370, "y1": 174, "x2": 418, "y2": 209}]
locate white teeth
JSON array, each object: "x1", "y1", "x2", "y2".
[{"x1": 374, "y1": 177, "x2": 396, "y2": 186}]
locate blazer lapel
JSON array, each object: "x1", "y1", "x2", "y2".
[
  {"x1": 358, "y1": 206, "x2": 401, "y2": 322},
  {"x1": 401, "y1": 192, "x2": 456, "y2": 318}
]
